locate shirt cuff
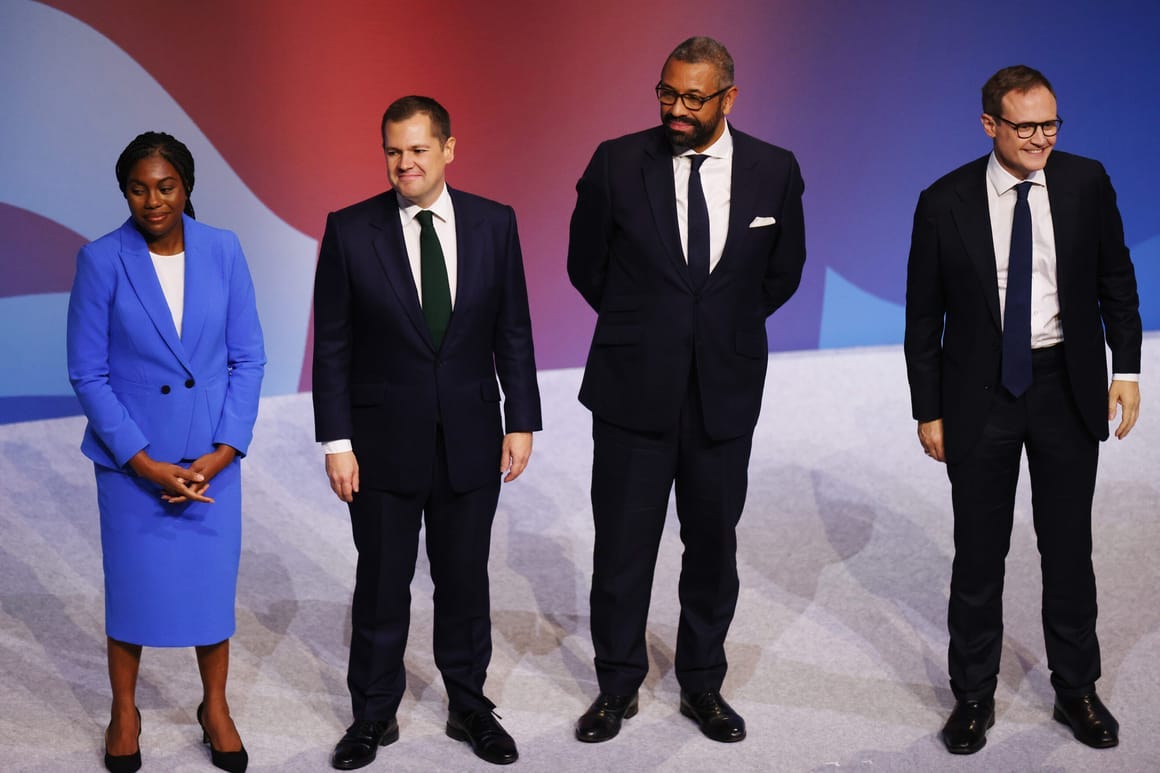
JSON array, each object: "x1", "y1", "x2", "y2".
[
  {"x1": 1112, "y1": 373, "x2": 1139, "y2": 382},
  {"x1": 321, "y1": 439, "x2": 353, "y2": 454}
]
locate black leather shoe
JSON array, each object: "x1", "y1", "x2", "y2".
[
  {"x1": 104, "y1": 707, "x2": 141, "y2": 773},
  {"x1": 1053, "y1": 692, "x2": 1119, "y2": 748},
  {"x1": 679, "y1": 690, "x2": 746, "y2": 743},
  {"x1": 446, "y1": 709, "x2": 518, "y2": 765},
  {"x1": 197, "y1": 703, "x2": 249, "y2": 773},
  {"x1": 575, "y1": 692, "x2": 639, "y2": 742},
  {"x1": 331, "y1": 718, "x2": 399, "y2": 770},
  {"x1": 941, "y1": 698, "x2": 995, "y2": 754}
]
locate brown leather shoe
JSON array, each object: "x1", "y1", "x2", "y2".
[
  {"x1": 1053, "y1": 693, "x2": 1119, "y2": 748},
  {"x1": 941, "y1": 698, "x2": 994, "y2": 754}
]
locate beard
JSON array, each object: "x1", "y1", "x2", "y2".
[{"x1": 663, "y1": 106, "x2": 723, "y2": 152}]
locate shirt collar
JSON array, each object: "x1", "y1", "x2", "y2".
[
  {"x1": 396, "y1": 184, "x2": 453, "y2": 224},
  {"x1": 676, "y1": 119, "x2": 733, "y2": 160},
  {"x1": 986, "y1": 151, "x2": 1047, "y2": 196}
]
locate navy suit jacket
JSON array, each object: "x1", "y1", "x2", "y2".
[
  {"x1": 67, "y1": 216, "x2": 266, "y2": 469},
  {"x1": 567, "y1": 125, "x2": 806, "y2": 440},
  {"x1": 312, "y1": 187, "x2": 542, "y2": 494},
  {"x1": 904, "y1": 151, "x2": 1142, "y2": 463}
]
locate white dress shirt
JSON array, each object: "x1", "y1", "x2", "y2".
[
  {"x1": 396, "y1": 185, "x2": 458, "y2": 308},
  {"x1": 673, "y1": 121, "x2": 733, "y2": 272},
  {"x1": 150, "y1": 250, "x2": 185, "y2": 337},
  {"x1": 322, "y1": 185, "x2": 459, "y2": 455},
  {"x1": 986, "y1": 152, "x2": 1137, "y2": 382}
]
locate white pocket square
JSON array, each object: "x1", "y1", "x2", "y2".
[{"x1": 749, "y1": 216, "x2": 777, "y2": 228}]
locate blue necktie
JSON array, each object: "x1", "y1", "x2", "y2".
[
  {"x1": 416, "y1": 210, "x2": 451, "y2": 348},
  {"x1": 686, "y1": 154, "x2": 710, "y2": 288},
  {"x1": 1001, "y1": 181, "x2": 1034, "y2": 397}
]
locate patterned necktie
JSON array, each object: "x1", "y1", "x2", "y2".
[
  {"x1": 1001, "y1": 181, "x2": 1034, "y2": 397},
  {"x1": 416, "y1": 210, "x2": 451, "y2": 348},
  {"x1": 686, "y1": 154, "x2": 710, "y2": 288}
]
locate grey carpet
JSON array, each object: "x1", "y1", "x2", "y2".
[{"x1": 2, "y1": 339, "x2": 1158, "y2": 772}]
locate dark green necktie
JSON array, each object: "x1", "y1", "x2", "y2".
[{"x1": 416, "y1": 209, "x2": 451, "y2": 347}]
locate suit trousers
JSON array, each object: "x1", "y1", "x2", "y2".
[
  {"x1": 589, "y1": 368, "x2": 753, "y2": 695},
  {"x1": 346, "y1": 429, "x2": 501, "y2": 719},
  {"x1": 945, "y1": 344, "x2": 1101, "y2": 701}
]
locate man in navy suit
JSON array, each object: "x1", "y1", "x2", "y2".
[
  {"x1": 313, "y1": 95, "x2": 541, "y2": 769},
  {"x1": 567, "y1": 37, "x2": 806, "y2": 744},
  {"x1": 904, "y1": 65, "x2": 1141, "y2": 754}
]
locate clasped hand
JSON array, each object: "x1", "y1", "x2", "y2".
[{"x1": 128, "y1": 445, "x2": 237, "y2": 504}]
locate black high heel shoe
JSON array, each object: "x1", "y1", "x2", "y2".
[
  {"x1": 104, "y1": 707, "x2": 142, "y2": 773},
  {"x1": 196, "y1": 702, "x2": 249, "y2": 773}
]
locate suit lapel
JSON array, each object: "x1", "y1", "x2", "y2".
[
  {"x1": 642, "y1": 132, "x2": 690, "y2": 288},
  {"x1": 116, "y1": 219, "x2": 192, "y2": 371},
  {"x1": 179, "y1": 215, "x2": 208, "y2": 353},
  {"x1": 448, "y1": 188, "x2": 480, "y2": 346},
  {"x1": 1045, "y1": 160, "x2": 1079, "y2": 298},
  {"x1": 369, "y1": 193, "x2": 434, "y2": 349},
  {"x1": 719, "y1": 132, "x2": 758, "y2": 276},
  {"x1": 951, "y1": 159, "x2": 1002, "y2": 332}
]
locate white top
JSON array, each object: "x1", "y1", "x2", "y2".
[
  {"x1": 673, "y1": 120, "x2": 733, "y2": 273},
  {"x1": 150, "y1": 250, "x2": 185, "y2": 337}
]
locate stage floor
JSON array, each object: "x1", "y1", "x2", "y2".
[{"x1": 2, "y1": 340, "x2": 1158, "y2": 771}]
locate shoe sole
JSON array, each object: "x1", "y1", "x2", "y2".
[{"x1": 1052, "y1": 707, "x2": 1118, "y2": 748}]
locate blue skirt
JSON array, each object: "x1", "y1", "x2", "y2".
[{"x1": 95, "y1": 459, "x2": 241, "y2": 646}]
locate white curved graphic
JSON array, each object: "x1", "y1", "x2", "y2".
[{"x1": 0, "y1": 0, "x2": 315, "y2": 397}]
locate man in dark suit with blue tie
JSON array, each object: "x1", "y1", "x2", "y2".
[
  {"x1": 567, "y1": 37, "x2": 806, "y2": 744},
  {"x1": 904, "y1": 65, "x2": 1141, "y2": 755},
  {"x1": 312, "y1": 96, "x2": 541, "y2": 769}
]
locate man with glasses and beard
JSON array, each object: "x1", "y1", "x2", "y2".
[
  {"x1": 567, "y1": 36, "x2": 806, "y2": 744},
  {"x1": 905, "y1": 65, "x2": 1141, "y2": 754}
]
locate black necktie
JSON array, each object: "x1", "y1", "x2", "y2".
[
  {"x1": 1001, "y1": 181, "x2": 1034, "y2": 397},
  {"x1": 416, "y1": 210, "x2": 451, "y2": 348},
  {"x1": 686, "y1": 154, "x2": 710, "y2": 288}
]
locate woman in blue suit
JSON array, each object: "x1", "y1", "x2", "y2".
[{"x1": 67, "y1": 132, "x2": 264, "y2": 773}]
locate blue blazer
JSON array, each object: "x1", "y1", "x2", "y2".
[
  {"x1": 67, "y1": 216, "x2": 266, "y2": 469},
  {"x1": 312, "y1": 187, "x2": 542, "y2": 494}
]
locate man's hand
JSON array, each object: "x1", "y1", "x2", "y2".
[
  {"x1": 500, "y1": 432, "x2": 533, "y2": 482},
  {"x1": 917, "y1": 419, "x2": 946, "y2": 463},
  {"x1": 326, "y1": 450, "x2": 360, "y2": 502},
  {"x1": 1108, "y1": 379, "x2": 1141, "y2": 440}
]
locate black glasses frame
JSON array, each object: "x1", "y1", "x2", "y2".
[
  {"x1": 655, "y1": 83, "x2": 731, "y2": 111},
  {"x1": 993, "y1": 115, "x2": 1063, "y2": 139}
]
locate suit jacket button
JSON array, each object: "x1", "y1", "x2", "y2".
[
  {"x1": 185, "y1": 378, "x2": 196, "y2": 388},
  {"x1": 160, "y1": 385, "x2": 171, "y2": 394}
]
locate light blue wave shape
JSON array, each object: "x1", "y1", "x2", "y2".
[{"x1": 0, "y1": 0, "x2": 315, "y2": 397}]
